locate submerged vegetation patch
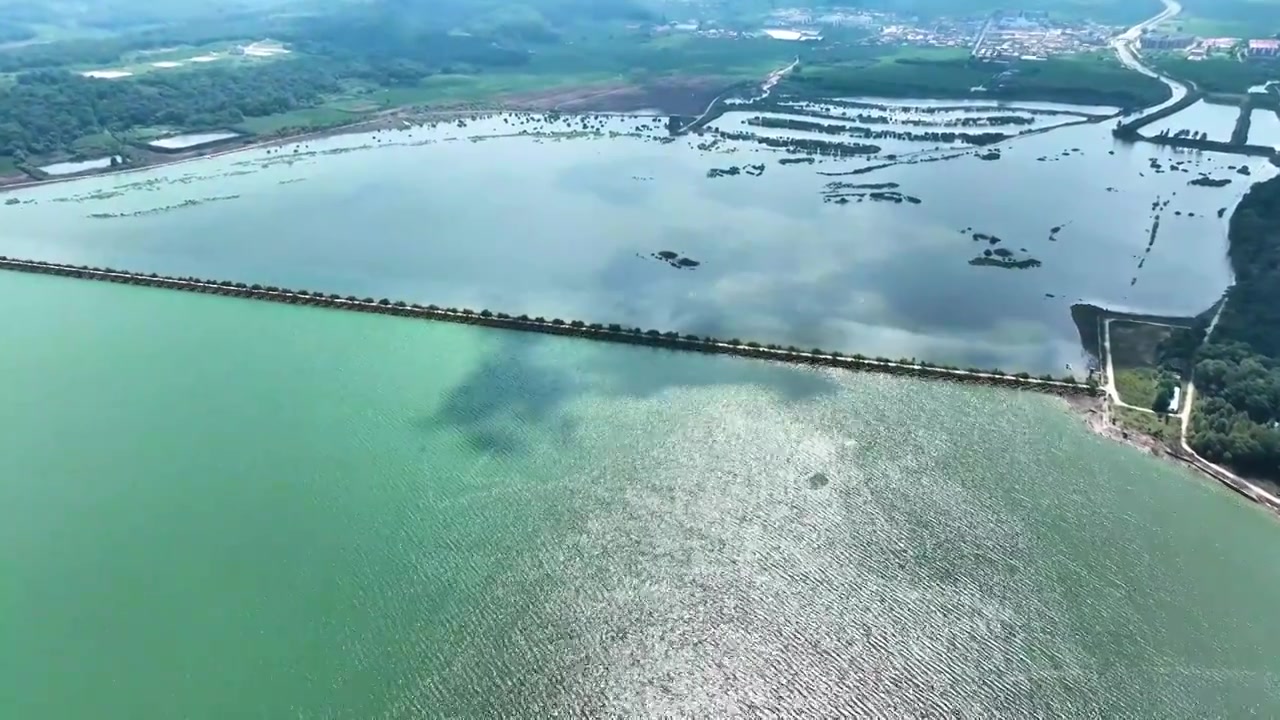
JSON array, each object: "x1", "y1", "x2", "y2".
[
  {"x1": 743, "y1": 115, "x2": 1008, "y2": 146},
  {"x1": 821, "y1": 179, "x2": 919, "y2": 205},
  {"x1": 640, "y1": 250, "x2": 701, "y2": 270},
  {"x1": 1189, "y1": 176, "x2": 1231, "y2": 188},
  {"x1": 708, "y1": 163, "x2": 765, "y2": 178},
  {"x1": 824, "y1": 191, "x2": 921, "y2": 205},
  {"x1": 86, "y1": 194, "x2": 241, "y2": 219},
  {"x1": 825, "y1": 181, "x2": 899, "y2": 191},
  {"x1": 713, "y1": 130, "x2": 880, "y2": 157},
  {"x1": 970, "y1": 254, "x2": 1042, "y2": 269}
]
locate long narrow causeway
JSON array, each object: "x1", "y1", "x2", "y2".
[{"x1": 0, "y1": 256, "x2": 1096, "y2": 396}]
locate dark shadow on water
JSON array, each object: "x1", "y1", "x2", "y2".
[
  {"x1": 422, "y1": 332, "x2": 842, "y2": 456},
  {"x1": 417, "y1": 337, "x2": 583, "y2": 457}
]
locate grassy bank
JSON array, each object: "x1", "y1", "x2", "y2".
[{"x1": 1113, "y1": 405, "x2": 1179, "y2": 443}]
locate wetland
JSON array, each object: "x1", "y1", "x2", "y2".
[{"x1": 0, "y1": 100, "x2": 1273, "y2": 376}]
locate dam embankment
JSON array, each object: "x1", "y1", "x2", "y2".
[{"x1": 0, "y1": 256, "x2": 1096, "y2": 395}]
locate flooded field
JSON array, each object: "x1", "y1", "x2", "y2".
[
  {"x1": 0, "y1": 102, "x2": 1271, "y2": 374},
  {"x1": 1249, "y1": 107, "x2": 1280, "y2": 146},
  {"x1": 1140, "y1": 100, "x2": 1243, "y2": 142}
]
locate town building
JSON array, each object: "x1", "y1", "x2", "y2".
[
  {"x1": 1248, "y1": 39, "x2": 1280, "y2": 58},
  {"x1": 762, "y1": 28, "x2": 822, "y2": 41},
  {"x1": 1140, "y1": 33, "x2": 1194, "y2": 50},
  {"x1": 1202, "y1": 37, "x2": 1241, "y2": 51}
]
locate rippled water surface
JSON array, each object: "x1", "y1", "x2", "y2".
[{"x1": 3, "y1": 272, "x2": 1280, "y2": 718}]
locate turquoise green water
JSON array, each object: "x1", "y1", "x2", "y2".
[{"x1": 3, "y1": 271, "x2": 1280, "y2": 717}]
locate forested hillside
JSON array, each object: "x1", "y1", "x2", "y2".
[
  {"x1": 0, "y1": 0, "x2": 792, "y2": 164},
  {"x1": 0, "y1": 64, "x2": 340, "y2": 157},
  {"x1": 1189, "y1": 176, "x2": 1280, "y2": 478}
]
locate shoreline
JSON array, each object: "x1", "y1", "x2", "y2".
[
  {"x1": 5, "y1": 257, "x2": 1274, "y2": 514},
  {"x1": 0, "y1": 73, "x2": 746, "y2": 194},
  {"x1": 0, "y1": 83, "x2": 1175, "y2": 195},
  {"x1": 0, "y1": 111, "x2": 418, "y2": 194},
  {"x1": 0, "y1": 104, "x2": 685, "y2": 194},
  {"x1": 1069, "y1": 394, "x2": 1280, "y2": 518},
  {"x1": 0, "y1": 256, "x2": 1095, "y2": 395}
]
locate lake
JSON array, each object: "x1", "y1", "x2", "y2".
[
  {"x1": 0, "y1": 105, "x2": 1271, "y2": 375},
  {"x1": 3, "y1": 270, "x2": 1279, "y2": 718}
]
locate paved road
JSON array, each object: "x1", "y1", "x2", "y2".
[
  {"x1": 1101, "y1": 318, "x2": 1178, "y2": 413},
  {"x1": 681, "y1": 57, "x2": 799, "y2": 132},
  {"x1": 1110, "y1": 0, "x2": 1189, "y2": 115}
]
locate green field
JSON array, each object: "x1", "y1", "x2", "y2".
[
  {"x1": 236, "y1": 106, "x2": 358, "y2": 135},
  {"x1": 1161, "y1": 16, "x2": 1259, "y2": 38},
  {"x1": 225, "y1": 32, "x2": 799, "y2": 135},
  {"x1": 1114, "y1": 367, "x2": 1167, "y2": 409},
  {"x1": 1108, "y1": 320, "x2": 1190, "y2": 412},
  {"x1": 372, "y1": 72, "x2": 618, "y2": 107},
  {"x1": 787, "y1": 48, "x2": 1169, "y2": 108},
  {"x1": 1152, "y1": 56, "x2": 1280, "y2": 95},
  {"x1": 1113, "y1": 405, "x2": 1179, "y2": 443},
  {"x1": 60, "y1": 39, "x2": 297, "y2": 78},
  {"x1": 234, "y1": 72, "x2": 625, "y2": 134},
  {"x1": 1169, "y1": 0, "x2": 1280, "y2": 37}
]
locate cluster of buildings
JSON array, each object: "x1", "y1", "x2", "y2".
[
  {"x1": 970, "y1": 11, "x2": 1113, "y2": 61},
  {"x1": 973, "y1": 26, "x2": 1111, "y2": 60},
  {"x1": 650, "y1": 22, "x2": 813, "y2": 41},
  {"x1": 765, "y1": 8, "x2": 877, "y2": 28},
  {"x1": 761, "y1": 7, "x2": 1109, "y2": 59},
  {"x1": 1139, "y1": 33, "x2": 1280, "y2": 61},
  {"x1": 877, "y1": 21, "x2": 982, "y2": 50},
  {"x1": 1250, "y1": 39, "x2": 1280, "y2": 58},
  {"x1": 656, "y1": 5, "x2": 1280, "y2": 65}
]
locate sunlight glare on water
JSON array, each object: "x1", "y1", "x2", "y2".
[{"x1": 2, "y1": 272, "x2": 1279, "y2": 718}]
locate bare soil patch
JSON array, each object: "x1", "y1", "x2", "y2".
[{"x1": 1070, "y1": 395, "x2": 1174, "y2": 457}]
